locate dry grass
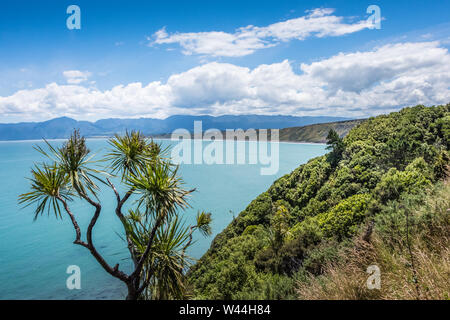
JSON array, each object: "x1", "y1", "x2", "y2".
[{"x1": 297, "y1": 183, "x2": 450, "y2": 300}]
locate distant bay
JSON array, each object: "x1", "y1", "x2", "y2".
[
  {"x1": 0, "y1": 139, "x2": 326, "y2": 299},
  {"x1": 0, "y1": 115, "x2": 350, "y2": 141}
]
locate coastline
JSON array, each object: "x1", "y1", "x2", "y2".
[{"x1": 0, "y1": 136, "x2": 327, "y2": 145}]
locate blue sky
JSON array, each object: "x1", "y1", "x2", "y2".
[{"x1": 0, "y1": 0, "x2": 449, "y2": 122}]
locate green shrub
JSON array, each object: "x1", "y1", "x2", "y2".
[
  {"x1": 318, "y1": 193, "x2": 372, "y2": 239},
  {"x1": 375, "y1": 157, "x2": 433, "y2": 203}
]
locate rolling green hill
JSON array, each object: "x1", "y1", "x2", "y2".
[
  {"x1": 278, "y1": 119, "x2": 364, "y2": 143},
  {"x1": 156, "y1": 119, "x2": 363, "y2": 143},
  {"x1": 187, "y1": 104, "x2": 450, "y2": 300}
]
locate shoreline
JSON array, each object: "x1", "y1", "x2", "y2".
[{"x1": 0, "y1": 136, "x2": 327, "y2": 145}]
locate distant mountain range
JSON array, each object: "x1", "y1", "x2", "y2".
[{"x1": 0, "y1": 115, "x2": 352, "y2": 141}]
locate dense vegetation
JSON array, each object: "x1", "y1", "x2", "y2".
[
  {"x1": 188, "y1": 104, "x2": 450, "y2": 300},
  {"x1": 297, "y1": 181, "x2": 450, "y2": 299}
]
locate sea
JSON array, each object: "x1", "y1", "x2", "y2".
[{"x1": 0, "y1": 138, "x2": 326, "y2": 299}]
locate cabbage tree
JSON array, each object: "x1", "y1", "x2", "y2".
[{"x1": 19, "y1": 130, "x2": 211, "y2": 300}]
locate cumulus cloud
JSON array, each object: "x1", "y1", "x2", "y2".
[
  {"x1": 300, "y1": 42, "x2": 448, "y2": 92},
  {"x1": 63, "y1": 70, "x2": 92, "y2": 84},
  {"x1": 1, "y1": 41, "x2": 449, "y2": 122},
  {"x1": 150, "y1": 8, "x2": 373, "y2": 57}
]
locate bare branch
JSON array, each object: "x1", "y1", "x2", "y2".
[
  {"x1": 182, "y1": 226, "x2": 196, "y2": 257},
  {"x1": 107, "y1": 177, "x2": 121, "y2": 203},
  {"x1": 129, "y1": 213, "x2": 165, "y2": 283},
  {"x1": 56, "y1": 196, "x2": 88, "y2": 248},
  {"x1": 107, "y1": 177, "x2": 134, "y2": 221},
  {"x1": 76, "y1": 187, "x2": 129, "y2": 282},
  {"x1": 106, "y1": 178, "x2": 138, "y2": 267}
]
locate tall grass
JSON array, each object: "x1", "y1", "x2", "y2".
[{"x1": 297, "y1": 182, "x2": 450, "y2": 300}]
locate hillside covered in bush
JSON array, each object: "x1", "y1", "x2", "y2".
[
  {"x1": 187, "y1": 104, "x2": 450, "y2": 299},
  {"x1": 278, "y1": 119, "x2": 364, "y2": 143}
]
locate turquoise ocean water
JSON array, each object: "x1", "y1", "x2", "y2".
[{"x1": 0, "y1": 139, "x2": 326, "y2": 299}]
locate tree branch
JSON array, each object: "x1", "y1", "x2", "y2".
[
  {"x1": 56, "y1": 196, "x2": 88, "y2": 248},
  {"x1": 106, "y1": 178, "x2": 134, "y2": 221},
  {"x1": 182, "y1": 225, "x2": 196, "y2": 257},
  {"x1": 76, "y1": 187, "x2": 129, "y2": 282},
  {"x1": 129, "y1": 212, "x2": 165, "y2": 285},
  {"x1": 106, "y1": 178, "x2": 139, "y2": 268},
  {"x1": 137, "y1": 266, "x2": 156, "y2": 295}
]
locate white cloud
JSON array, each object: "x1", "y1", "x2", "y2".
[
  {"x1": 1, "y1": 41, "x2": 449, "y2": 122},
  {"x1": 300, "y1": 41, "x2": 448, "y2": 92},
  {"x1": 150, "y1": 8, "x2": 372, "y2": 57},
  {"x1": 63, "y1": 70, "x2": 92, "y2": 84}
]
